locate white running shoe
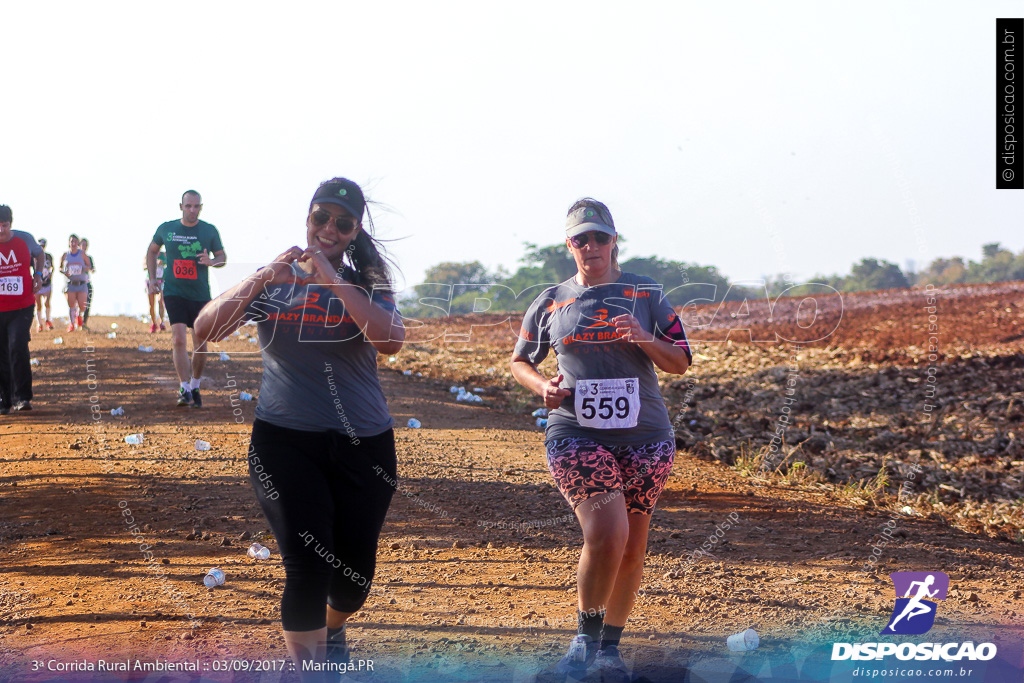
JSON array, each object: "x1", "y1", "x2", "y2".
[{"x1": 556, "y1": 634, "x2": 597, "y2": 677}]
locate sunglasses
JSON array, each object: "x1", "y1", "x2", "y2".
[
  {"x1": 310, "y1": 209, "x2": 357, "y2": 235},
  {"x1": 569, "y1": 231, "x2": 613, "y2": 248}
]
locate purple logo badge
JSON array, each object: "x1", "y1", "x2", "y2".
[{"x1": 881, "y1": 571, "x2": 949, "y2": 635}]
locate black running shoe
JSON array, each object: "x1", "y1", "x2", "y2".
[
  {"x1": 176, "y1": 388, "x2": 193, "y2": 407},
  {"x1": 594, "y1": 645, "x2": 630, "y2": 681},
  {"x1": 190, "y1": 388, "x2": 202, "y2": 408}
]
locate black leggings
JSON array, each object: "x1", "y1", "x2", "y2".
[
  {"x1": 248, "y1": 418, "x2": 397, "y2": 631},
  {"x1": 83, "y1": 283, "x2": 93, "y2": 324}
]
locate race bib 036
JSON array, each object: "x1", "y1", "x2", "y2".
[
  {"x1": 574, "y1": 377, "x2": 641, "y2": 429},
  {"x1": 173, "y1": 259, "x2": 197, "y2": 280}
]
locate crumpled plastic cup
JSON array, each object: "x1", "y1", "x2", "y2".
[{"x1": 727, "y1": 628, "x2": 759, "y2": 652}]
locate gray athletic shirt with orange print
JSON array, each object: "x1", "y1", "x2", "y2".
[
  {"x1": 243, "y1": 264, "x2": 399, "y2": 436},
  {"x1": 513, "y1": 272, "x2": 692, "y2": 446}
]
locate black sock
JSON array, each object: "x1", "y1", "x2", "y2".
[
  {"x1": 601, "y1": 624, "x2": 625, "y2": 650},
  {"x1": 326, "y1": 624, "x2": 349, "y2": 664},
  {"x1": 578, "y1": 610, "x2": 604, "y2": 641}
]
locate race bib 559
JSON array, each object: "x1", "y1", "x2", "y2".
[{"x1": 575, "y1": 377, "x2": 641, "y2": 429}]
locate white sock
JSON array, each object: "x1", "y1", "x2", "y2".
[
  {"x1": 180, "y1": 381, "x2": 191, "y2": 393},
  {"x1": 190, "y1": 377, "x2": 201, "y2": 390}
]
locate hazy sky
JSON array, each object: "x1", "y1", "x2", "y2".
[{"x1": 3, "y1": 1, "x2": 1021, "y2": 314}]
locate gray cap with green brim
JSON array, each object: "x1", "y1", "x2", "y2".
[{"x1": 565, "y1": 206, "x2": 616, "y2": 238}]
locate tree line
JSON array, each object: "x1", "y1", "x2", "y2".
[{"x1": 401, "y1": 241, "x2": 1024, "y2": 317}]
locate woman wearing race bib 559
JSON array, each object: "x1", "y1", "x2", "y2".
[{"x1": 510, "y1": 198, "x2": 692, "y2": 678}]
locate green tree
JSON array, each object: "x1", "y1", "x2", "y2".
[
  {"x1": 403, "y1": 261, "x2": 499, "y2": 317},
  {"x1": 968, "y1": 243, "x2": 1019, "y2": 283},
  {"x1": 843, "y1": 258, "x2": 910, "y2": 291}
]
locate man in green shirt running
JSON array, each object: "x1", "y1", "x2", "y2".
[{"x1": 146, "y1": 190, "x2": 227, "y2": 408}]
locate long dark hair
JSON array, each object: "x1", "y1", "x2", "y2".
[{"x1": 345, "y1": 212, "x2": 397, "y2": 294}]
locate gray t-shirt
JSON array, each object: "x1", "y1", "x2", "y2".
[
  {"x1": 245, "y1": 266, "x2": 399, "y2": 436},
  {"x1": 64, "y1": 250, "x2": 89, "y2": 285},
  {"x1": 514, "y1": 272, "x2": 692, "y2": 446}
]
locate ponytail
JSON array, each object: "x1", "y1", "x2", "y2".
[{"x1": 345, "y1": 208, "x2": 396, "y2": 294}]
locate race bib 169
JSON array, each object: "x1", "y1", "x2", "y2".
[{"x1": 0, "y1": 276, "x2": 23, "y2": 295}]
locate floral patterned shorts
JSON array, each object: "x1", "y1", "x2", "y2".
[{"x1": 544, "y1": 437, "x2": 675, "y2": 514}]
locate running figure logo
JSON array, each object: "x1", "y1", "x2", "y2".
[{"x1": 881, "y1": 571, "x2": 949, "y2": 635}]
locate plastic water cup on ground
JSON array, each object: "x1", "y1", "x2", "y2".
[
  {"x1": 195, "y1": 440, "x2": 211, "y2": 451},
  {"x1": 110, "y1": 323, "x2": 118, "y2": 329},
  {"x1": 532, "y1": 408, "x2": 548, "y2": 418},
  {"x1": 247, "y1": 337, "x2": 258, "y2": 344},
  {"x1": 203, "y1": 568, "x2": 226, "y2": 587},
  {"x1": 53, "y1": 337, "x2": 63, "y2": 344},
  {"x1": 30, "y1": 358, "x2": 40, "y2": 366},
  {"x1": 138, "y1": 345, "x2": 153, "y2": 352},
  {"x1": 727, "y1": 628, "x2": 759, "y2": 652},
  {"x1": 107, "y1": 332, "x2": 116, "y2": 339},
  {"x1": 219, "y1": 352, "x2": 230, "y2": 361},
  {"x1": 407, "y1": 418, "x2": 421, "y2": 429},
  {"x1": 124, "y1": 434, "x2": 144, "y2": 445},
  {"x1": 110, "y1": 407, "x2": 124, "y2": 416},
  {"x1": 247, "y1": 543, "x2": 270, "y2": 560},
  {"x1": 449, "y1": 386, "x2": 459, "y2": 394},
  {"x1": 402, "y1": 369, "x2": 412, "y2": 375},
  {"x1": 536, "y1": 418, "x2": 548, "y2": 428},
  {"x1": 239, "y1": 392, "x2": 253, "y2": 401},
  {"x1": 388, "y1": 356, "x2": 397, "y2": 363}
]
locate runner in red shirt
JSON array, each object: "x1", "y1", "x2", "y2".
[{"x1": 0, "y1": 205, "x2": 45, "y2": 414}]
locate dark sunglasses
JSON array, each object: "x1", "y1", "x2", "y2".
[
  {"x1": 569, "y1": 231, "x2": 613, "y2": 248},
  {"x1": 310, "y1": 209, "x2": 357, "y2": 235}
]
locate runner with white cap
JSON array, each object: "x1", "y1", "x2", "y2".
[{"x1": 511, "y1": 198, "x2": 693, "y2": 678}]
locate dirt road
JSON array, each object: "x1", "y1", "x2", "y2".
[{"x1": 1, "y1": 315, "x2": 1022, "y2": 682}]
